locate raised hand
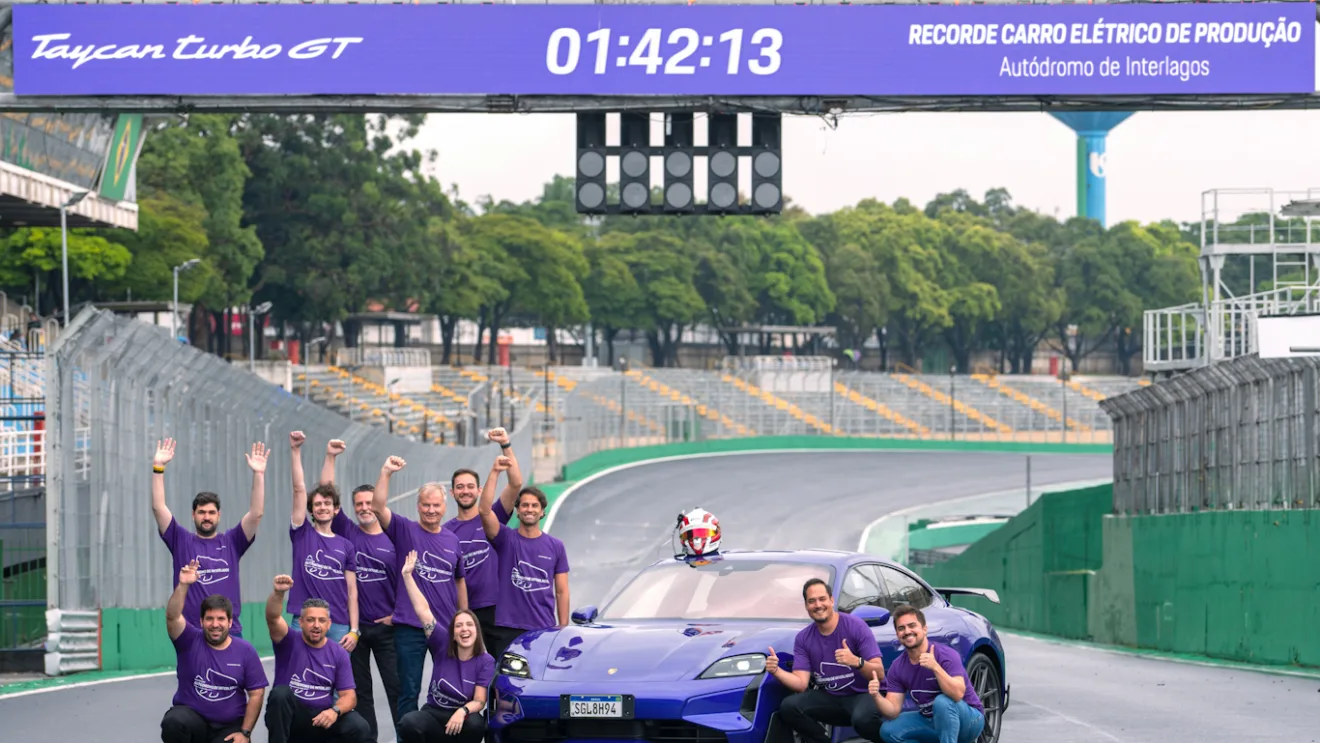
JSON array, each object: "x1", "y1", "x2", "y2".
[
  {"x1": 179, "y1": 559, "x2": 200, "y2": 585},
  {"x1": 493, "y1": 455, "x2": 512, "y2": 472},
  {"x1": 835, "y1": 638, "x2": 859, "y2": 667},
  {"x1": 290, "y1": 431, "x2": 306, "y2": 450},
  {"x1": 401, "y1": 549, "x2": 417, "y2": 577},
  {"x1": 246, "y1": 442, "x2": 270, "y2": 473},
  {"x1": 327, "y1": 439, "x2": 346, "y2": 456},
  {"x1": 383, "y1": 455, "x2": 406, "y2": 474},
  {"x1": 918, "y1": 651, "x2": 938, "y2": 671},
  {"x1": 154, "y1": 438, "x2": 177, "y2": 468},
  {"x1": 273, "y1": 574, "x2": 294, "y2": 593},
  {"x1": 487, "y1": 427, "x2": 509, "y2": 447},
  {"x1": 868, "y1": 670, "x2": 882, "y2": 696},
  {"x1": 765, "y1": 647, "x2": 779, "y2": 674}
]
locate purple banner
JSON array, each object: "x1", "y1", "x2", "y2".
[{"x1": 11, "y1": 3, "x2": 1316, "y2": 97}]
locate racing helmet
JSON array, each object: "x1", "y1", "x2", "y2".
[{"x1": 678, "y1": 508, "x2": 722, "y2": 557}]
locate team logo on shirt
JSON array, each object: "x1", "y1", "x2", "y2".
[
  {"x1": 909, "y1": 684, "x2": 942, "y2": 717},
  {"x1": 429, "y1": 677, "x2": 467, "y2": 708},
  {"x1": 510, "y1": 560, "x2": 550, "y2": 593},
  {"x1": 815, "y1": 662, "x2": 856, "y2": 692},
  {"x1": 304, "y1": 549, "x2": 344, "y2": 581},
  {"x1": 459, "y1": 539, "x2": 491, "y2": 571},
  {"x1": 193, "y1": 555, "x2": 231, "y2": 586},
  {"x1": 290, "y1": 669, "x2": 333, "y2": 702},
  {"x1": 354, "y1": 551, "x2": 389, "y2": 583},
  {"x1": 413, "y1": 551, "x2": 454, "y2": 584},
  {"x1": 194, "y1": 668, "x2": 239, "y2": 702}
]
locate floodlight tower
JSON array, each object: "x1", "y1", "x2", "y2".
[{"x1": 1050, "y1": 112, "x2": 1135, "y2": 227}]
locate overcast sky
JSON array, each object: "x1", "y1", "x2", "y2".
[{"x1": 410, "y1": 108, "x2": 1320, "y2": 229}]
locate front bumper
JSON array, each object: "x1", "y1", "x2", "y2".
[{"x1": 489, "y1": 673, "x2": 781, "y2": 743}]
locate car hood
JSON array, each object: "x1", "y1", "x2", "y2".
[{"x1": 529, "y1": 621, "x2": 797, "y2": 683}]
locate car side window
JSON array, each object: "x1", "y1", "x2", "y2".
[
  {"x1": 877, "y1": 565, "x2": 933, "y2": 610},
  {"x1": 838, "y1": 564, "x2": 886, "y2": 612}
]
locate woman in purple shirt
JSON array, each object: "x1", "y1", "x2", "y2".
[{"x1": 396, "y1": 550, "x2": 494, "y2": 743}]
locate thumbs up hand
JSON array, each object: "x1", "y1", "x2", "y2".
[
  {"x1": 835, "y1": 638, "x2": 860, "y2": 668},
  {"x1": 765, "y1": 647, "x2": 779, "y2": 675},
  {"x1": 868, "y1": 670, "x2": 882, "y2": 696}
]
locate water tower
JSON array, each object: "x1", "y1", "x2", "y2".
[{"x1": 1050, "y1": 112, "x2": 1135, "y2": 227}]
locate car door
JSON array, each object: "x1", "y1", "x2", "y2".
[
  {"x1": 838, "y1": 563, "x2": 904, "y2": 666},
  {"x1": 876, "y1": 564, "x2": 966, "y2": 655}
]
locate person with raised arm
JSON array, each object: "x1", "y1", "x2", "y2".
[
  {"x1": 370, "y1": 455, "x2": 468, "y2": 720},
  {"x1": 395, "y1": 549, "x2": 495, "y2": 743},
  {"x1": 287, "y1": 431, "x2": 360, "y2": 650},
  {"x1": 324, "y1": 438, "x2": 403, "y2": 743},
  {"x1": 161, "y1": 559, "x2": 267, "y2": 743},
  {"x1": 477, "y1": 455, "x2": 570, "y2": 665},
  {"x1": 264, "y1": 574, "x2": 370, "y2": 743},
  {"x1": 153, "y1": 437, "x2": 269, "y2": 637},
  {"x1": 443, "y1": 427, "x2": 523, "y2": 647}
]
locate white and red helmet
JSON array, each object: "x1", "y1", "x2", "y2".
[{"x1": 678, "y1": 508, "x2": 722, "y2": 557}]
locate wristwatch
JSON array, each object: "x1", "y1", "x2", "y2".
[
  {"x1": 239, "y1": 730, "x2": 252, "y2": 740},
  {"x1": 855, "y1": 658, "x2": 864, "y2": 670}
]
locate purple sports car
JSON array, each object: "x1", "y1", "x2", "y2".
[{"x1": 488, "y1": 549, "x2": 1008, "y2": 743}]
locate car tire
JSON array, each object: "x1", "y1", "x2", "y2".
[{"x1": 966, "y1": 652, "x2": 1002, "y2": 743}]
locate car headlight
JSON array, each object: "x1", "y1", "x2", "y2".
[
  {"x1": 698, "y1": 653, "x2": 766, "y2": 679},
  {"x1": 500, "y1": 652, "x2": 532, "y2": 678}
]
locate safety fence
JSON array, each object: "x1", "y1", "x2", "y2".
[
  {"x1": 43, "y1": 308, "x2": 534, "y2": 673},
  {"x1": 1100, "y1": 355, "x2": 1319, "y2": 515},
  {"x1": 537, "y1": 359, "x2": 1133, "y2": 478}
]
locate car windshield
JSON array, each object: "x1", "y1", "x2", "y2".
[{"x1": 599, "y1": 558, "x2": 834, "y2": 621}]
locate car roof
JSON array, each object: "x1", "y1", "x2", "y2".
[{"x1": 659, "y1": 548, "x2": 905, "y2": 572}]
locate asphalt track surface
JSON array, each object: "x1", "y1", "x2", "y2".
[{"x1": 4, "y1": 450, "x2": 1317, "y2": 743}]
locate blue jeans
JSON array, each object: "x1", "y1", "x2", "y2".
[
  {"x1": 880, "y1": 695, "x2": 985, "y2": 743},
  {"x1": 394, "y1": 624, "x2": 429, "y2": 720}
]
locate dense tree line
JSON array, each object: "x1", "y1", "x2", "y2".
[{"x1": 2, "y1": 112, "x2": 1285, "y2": 376}]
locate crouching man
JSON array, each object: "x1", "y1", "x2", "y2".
[
  {"x1": 869, "y1": 605, "x2": 985, "y2": 743},
  {"x1": 265, "y1": 574, "x2": 371, "y2": 743}
]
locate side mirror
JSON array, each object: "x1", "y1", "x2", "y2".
[
  {"x1": 571, "y1": 605, "x2": 599, "y2": 624},
  {"x1": 852, "y1": 605, "x2": 891, "y2": 627}
]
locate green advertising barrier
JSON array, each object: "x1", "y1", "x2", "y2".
[{"x1": 919, "y1": 484, "x2": 1320, "y2": 672}]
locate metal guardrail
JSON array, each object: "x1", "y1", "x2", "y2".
[
  {"x1": 43, "y1": 307, "x2": 535, "y2": 620},
  {"x1": 1101, "y1": 355, "x2": 1319, "y2": 514}
]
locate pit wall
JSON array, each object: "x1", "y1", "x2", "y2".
[
  {"x1": 917, "y1": 484, "x2": 1320, "y2": 670},
  {"x1": 97, "y1": 436, "x2": 1108, "y2": 673}
]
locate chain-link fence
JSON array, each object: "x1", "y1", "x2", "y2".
[
  {"x1": 44, "y1": 308, "x2": 534, "y2": 615},
  {"x1": 1101, "y1": 355, "x2": 1319, "y2": 515},
  {"x1": 537, "y1": 358, "x2": 1130, "y2": 476}
]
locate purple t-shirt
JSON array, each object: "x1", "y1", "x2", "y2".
[
  {"x1": 792, "y1": 611, "x2": 882, "y2": 696},
  {"x1": 424, "y1": 631, "x2": 495, "y2": 710},
  {"x1": 883, "y1": 642, "x2": 983, "y2": 716},
  {"x1": 332, "y1": 511, "x2": 399, "y2": 626},
  {"x1": 287, "y1": 520, "x2": 357, "y2": 626},
  {"x1": 490, "y1": 526, "x2": 569, "y2": 631},
  {"x1": 273, "y1": 629, "x2": 356, "y2": 713},
  {"x1": 160, "y1": 517, "x2": 254, "y2": 636},
  {"x1": 442, "y1": 501, "x2": 507, "y2": 610},
  {"x1": 384, "y1": 513, "x2": 466, "y2": 629},
  {"x1": 171, "y1": 624, "x2": 268, "y2": 724}
]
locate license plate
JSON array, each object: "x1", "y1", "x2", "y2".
[{"x1": 568, "y1": 695, "x2": 623, "y2": 718}]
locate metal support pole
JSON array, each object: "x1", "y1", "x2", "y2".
[
  {"x1": 248, "y1": 308, "x2": 255, "y2": 372},
  {"x1": 172, "y1": 267, "x2": 180, "y2": 341},
  {"x1": 60, "y1": 205, "x2": 69, "y2": 326},
  {"x1": 619, "y1": 374, "x2": 627, "y2": 448},
  {"x1": 1026, "y1": 455, "x2": 1032, "y2": 507},
  {"x1": 829, "y1": 362, "x2": 836, "y2": 434}
]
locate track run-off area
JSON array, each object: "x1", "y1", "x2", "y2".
[{"x1": 2, "y1": 450, "x2": 1315, "y2": 743}]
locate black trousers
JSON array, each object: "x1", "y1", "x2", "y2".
[
  {"x1": 471, "y1": 606, "x2": 498, "y2": 656},
  {"x1": 161, "y1": 704, "x2": 243, "y2": 743},
  {"x1": 397, "y1": 706, "x2": 487, "y2": 743},
  {"x1": 778, "y1": 689, "x2": 884, "y2": 743},
  {"x1": 265, "y1": 685, "x2": 371, "y2": 743},
  {"x1": 351, "y1": 622, "x2": 401, "y2": 742}
]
